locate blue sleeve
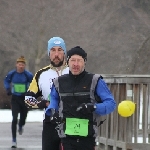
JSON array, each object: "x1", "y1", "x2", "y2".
[
  {"x1": 25, "y1": 70, "x2": 33, "y2": 83},
  {"x1": 94, "y1": 79, "x2": 116, "y2": 115},
  {"x1": 45, "y1": 84, "x2": 60, "y2": 116},
  {"x1": 3, "y1": 70, "x2": 14, "y2": 90}
]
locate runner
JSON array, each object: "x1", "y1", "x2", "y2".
[
  {"x1": 25, "y1": 37, "x2": 69, "y2": 150},
  {"x1": 46, "y1": 46, "x2": 116, "y2": 150},
  {"x1": 4, "y1": 56, "x2": 33, "y2": 148}
]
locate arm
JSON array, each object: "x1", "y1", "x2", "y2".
[
  {"x1": 4, "y1": 71, "x2": 13, "y2": 90},
  {"x1": 94, "y1": 79, "x2": 116, "y2": 115},
  {"x1": 26, "y1": 72, "x2": 41, "y2": 98},
  {"x1": 25, "y1": 73, "x2": 42, "y2": 108},
  {"x1": 45, "y1": 84, "x2": 60, "y2": 116},
  {"x1": 27, "y1": 71, "x2": 33, "y2": 83},
  {"x1": 4, "y1": 71, "x2": 15, "y2": 95}
]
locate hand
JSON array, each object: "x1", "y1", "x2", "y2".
[
  {"x1": 50, "y1": 109, "x2": 62, "y2": 124},
  {"x1": 6, "y1": 88, "x2": 12, "y2": 96},
  {"x1": 37, "y1": 100, "x2": 49, "y2": 109},
  {"x1": 76, "y1": 103, "x2": 96, "y2": 114},
  {"x1": 46, "y1": 101, "x2": 50, "y2": 107},
  {"x1": 24, "y1": 96, "x2": 40, "y2": 108}
]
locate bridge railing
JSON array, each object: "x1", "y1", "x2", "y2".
[{"x1": 96, "y1": 74, "x2": 150, "y2": 150}]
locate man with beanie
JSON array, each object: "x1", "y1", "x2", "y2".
[
  {"x1": 25, "y1": 37, "x2": 69, "y2": 150},
  {"x1": 4, "y1": 56, "x2": 33, "y2": 148},
  {"x1": 45, "y1": 46, "x2": 116, "y2": 150}
]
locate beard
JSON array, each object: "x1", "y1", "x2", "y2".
[{"x1": 50, "y1": 57, "x2": 64, "y2": 67}]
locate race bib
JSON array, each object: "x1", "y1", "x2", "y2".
[
  {"x1": 14, "y1": 84, "x2": 26, "y2": 93},
  {"x1": 65, "y1": 118, "x2": 89, "y2": 136}
]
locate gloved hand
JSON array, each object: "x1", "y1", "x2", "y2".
[
  {"x1": 76, "y1": 103, "x2": 96, "y2": 114},
  {"x1": 6, "y1": 88, "x2": 12, "y2": 96},
  {"x1": 37, "y1": 100, "x2": 49, "y2": 109},
  {"x1": 50, "y1": 109, "x2": 62, "y2": 124},
  {"x1": 24, "y1": 96, "x2": 41, "y2": 108}
]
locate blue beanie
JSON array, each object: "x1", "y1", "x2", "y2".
[{"x1": 47, "y1": 37, "x2": 66, "y2": 56}]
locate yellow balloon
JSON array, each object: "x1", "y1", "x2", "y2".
[{"x1": 118, "y1": 100, "x2": 135, "y2": 117}]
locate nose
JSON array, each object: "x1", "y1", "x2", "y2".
[
  {"x1": 54, "y1": 50, "x2": 59, "y2": 56},
  {"x1": 73, "y1": 60, "x2": 78, "y2": 66}
]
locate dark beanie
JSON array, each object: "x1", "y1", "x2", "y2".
[{"x1": 67, "y1": 46, "x2": 87, "y2": 62}]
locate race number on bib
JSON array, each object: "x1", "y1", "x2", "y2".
[
  {"x1": 65, "y1": 118, "x2": 89, "y2": 136},
  {"x1": 14, "y1": 84, "x2": 26, "y2": 93}
]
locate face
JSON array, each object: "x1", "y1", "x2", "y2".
[
  {"x1": 16, "y1": 62, "x2": 25, "y2": 73},
  {"x1": 49, "y1": 46, "x2": 65, "y2": 67},
  {"x1": 68, "y1": 55, "x2": 85, "y2": 75}
]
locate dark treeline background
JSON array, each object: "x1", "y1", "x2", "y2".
[{"x1": 0, "y1": 0, "x2": 150, "y2": 108}]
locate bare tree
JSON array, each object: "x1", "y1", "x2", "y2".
[{"x1": 1, "y1": 0, "x2": 150, "y2": 77}]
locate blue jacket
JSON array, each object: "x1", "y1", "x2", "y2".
[
  {"x1": 46, "y1": 78, "x2": 116, "y2": 116},
  {"x1": 4, "y1": 69, "x2": 33, "y2": 96}
]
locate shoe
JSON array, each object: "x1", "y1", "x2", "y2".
[
  {"x1": 18, "y1": 127, "x2": 23, "y2": 135},
  {"x1": 11, "y1": 141, "x2": 17, "y2": 148}
]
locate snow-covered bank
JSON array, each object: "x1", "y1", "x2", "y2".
[{"x1": 0, "y1": 109, "x2": 43, "y2": 122}]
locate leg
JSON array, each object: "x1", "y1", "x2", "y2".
[
  {"x1": 18, "y1": 96, "x2": 28, "y2": 127},
  {"x1": 77, "y1": 137, "x2": 96, "y2": 150},
  {"x1": 11, "y1": 96, "x2": 20, "y2": 141},
  {"x1": 42, "y1": 122, "x2": 60, "y2": 150},
  {"x1": 61, "y1": 137, "x2": 95, "y2": 150},
  {"x1": 60, "y1": 138, "x2": 76, "y2": 150}
]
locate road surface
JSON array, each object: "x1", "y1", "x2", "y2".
[
  {"x1": 0, "y1": 122, "x2": 42, "y2": 150},
  {"x1": 0, "y1": 122, "x2": 100, "y2": 150}
]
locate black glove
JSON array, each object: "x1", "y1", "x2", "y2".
[
  {"x1": 6, "y1": 88, "x2": 12, "y2": 96},
  {"x1": 37, "y1": 100, "x2": 49, "y2": 109},
  {"x1": 76, "y1": 103, "x2": 96, "y2": 114},
  {"x1": 50, "y1": 109, "x2": 62, "y2": 124}
]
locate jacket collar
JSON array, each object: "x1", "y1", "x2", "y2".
[{"x1": 69, "y1": 70, "x2": 86, "y2": 79}]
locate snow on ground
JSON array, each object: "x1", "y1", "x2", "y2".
[{"x1": 0, "y1": 109, "x2": 43, "y2": 122}]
